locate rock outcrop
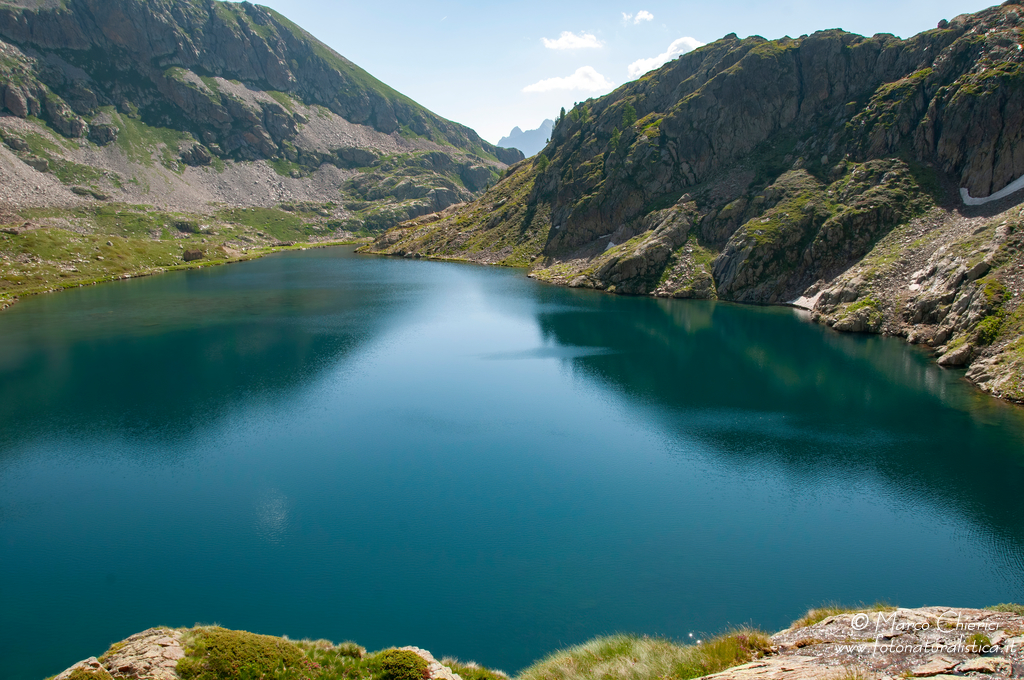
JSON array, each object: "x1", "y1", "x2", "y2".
[
  {"x1": 364, "y1": 1, "x2": 1024, "y2": 403},
  {"x1": 706, "y1": 606, "x2": 1024, "y2": 679}
]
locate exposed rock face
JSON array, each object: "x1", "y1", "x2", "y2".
[
  {"x1": 57, "y1": 627, "x2": 186, "y2": 680},
  {"x1": 53, "y1": 657, "x2": 112, "y2": 680},
  {"x1": 366, "y1": 2, "x2": 1024, "y2": 403}
]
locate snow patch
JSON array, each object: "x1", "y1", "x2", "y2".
[{"x1": 960, "y1": 173, "x2": 1024, "y2": 205}]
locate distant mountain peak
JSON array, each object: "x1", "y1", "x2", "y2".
[{"x1": 498, "y1": 119, "x2": 554, "y2": 158}]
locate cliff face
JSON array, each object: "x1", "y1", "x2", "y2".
[{"x1": 365, "y1": 2, "x2": 1024, "y2": 403}]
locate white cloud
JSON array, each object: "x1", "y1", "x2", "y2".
[
  {"x1": 523, "y1": 66, "x2": 615, "y2": 93},
  {"x1": 627, "y1": 37, "x2": 705, "y2": 78},
  {"x1": 622, "y1": 10, "x2": 654, "y2": 24},
  {"x1": 542, "y1": 31, "x2": 602, "y2": 50}
]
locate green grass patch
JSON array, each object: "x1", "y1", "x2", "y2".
[
  {"x1": 216, "y1": 207, "x2": 312, "y2": 241},
  {"x1": 791, "y1": 602, "x2": 895, "y2": 629},
  {"x1": 986, "y1": 603, "x2": 1024, "y2": 615},
  {"x1": 520, "y1": 630, "x2": 772, "y2": 680},
  {"x1": 114, "y1": 114, "x2": 190, "y2": 170},
  {"x1": 267, "y1": 90, "x2": 297, "y2": 112},
  {"x1": 269, "y1": 157, "x2": 304, "y2": 177},
  {"x1": 441, "y1": 658, "x2": 509, "y2": 680}
]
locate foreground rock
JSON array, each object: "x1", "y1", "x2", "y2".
[{"x1": 732, "y1": 606, "x2": 1024, "y2": 679}]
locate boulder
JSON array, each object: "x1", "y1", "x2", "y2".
[
  {"x1": 937, "y1": 343, "x2": 973, "y2": 367},
  {"x1": 955, "y1": 657, "x2": 1012, "y2": 674},
  {"x1": 333, "y1": 147, "x2": 378, "y2": 168},
  {"x1": 24, "y1": 156, "x2": 49, "y2": 172},
  {"x1": 4, "y1": 86, "x2": 28, "y2": 118},
  {"x1": 183, "y1": 249, "x2": 204, "y2": 262},
  {"x1": 2, "y1": 134, "x2": 29, "y2": 152},
  {"x1": 88, "y1": 124, "x2": 119, "y2": 146},
  {"x1": 180, "y1": 144, "x2": 213, "y2": 166}
]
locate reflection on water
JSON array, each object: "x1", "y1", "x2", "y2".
[
  {"x1": 1, "y1": 248, "x2": 1022, "y2": 680},
  {"x1": 256, "y1": 489, "x2": 291, "y2": 545},
  {"x1": 0, "y1": 249, "x2": 415, "y2": 451}
]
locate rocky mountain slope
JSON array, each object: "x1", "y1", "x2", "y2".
[
  {"x1": 0, "y1": 0, "x2": 522, "y2": 302},
  {"x1": 365, "y1": 1, "x2": 1024, "y2": 404}
]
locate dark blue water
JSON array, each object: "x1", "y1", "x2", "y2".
[{"x1": 1, "y1": 247, "x2": 1023, "y2": 679}]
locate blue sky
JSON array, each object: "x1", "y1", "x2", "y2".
[{"x1": 258, "y1": 0, "x2": 996, "y2": 145}]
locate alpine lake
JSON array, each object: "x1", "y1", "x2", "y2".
[{"x1": 2, "y1": 247, "x2": 1023, "y2": 680}]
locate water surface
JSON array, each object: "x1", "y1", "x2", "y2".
[{"x1": 1, "y1": 247, "x2": 1023, "y2": 679}]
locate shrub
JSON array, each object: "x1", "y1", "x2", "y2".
[
  {"x1": 336, "y1": 641, "x2": 366, "y2": 658},
  {"x1": 65, "y1": 668, "x2": 113, "y2": 680},
  {"x1": 609, "y1": 128, "x2": 621, "y2": 154},
  {"x1": 975, "y1": 313, "x2": 1004, "y2": 345},
  {"x1": 377, "y1": 649, "x2": 429, "y2": 680},
  {"x1": 176, "y1": 626, "x2": 311, "y2": 680},
  {"x1": 622, "y1": 102, "x2": 637, "y2": 127},
  {"x1": 967, "y1": 633, "x2": 991, "y2": 650}
]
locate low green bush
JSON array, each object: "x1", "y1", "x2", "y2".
[
  {"x1": 176, "y1": 626, "x2": 312, "y2": 680},
  {"x1": 377, "y1": 649, "x2": 428, "y2": 680}
]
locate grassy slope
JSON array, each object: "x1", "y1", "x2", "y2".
[
  {"x1": 0, "y1": 203, "x2": 366, "y2": 305},
  {"x1": 361, "y1": 159, "x2": 550, "y2": 267}
]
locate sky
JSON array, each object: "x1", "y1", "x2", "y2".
[{"x1": 256, "y1": 0, "x2": 997, "y2": 145}]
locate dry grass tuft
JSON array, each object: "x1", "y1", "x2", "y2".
[
  {"x1": 791, "y1": 602, "x2": 895, "y2": 629},
  {"x1": 519, "y1": 629, "x2": 772, "y2": 680}
]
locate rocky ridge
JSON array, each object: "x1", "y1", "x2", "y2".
[{"x1": 364, "y1": 1, "x2": 1024, "y2": 403}]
